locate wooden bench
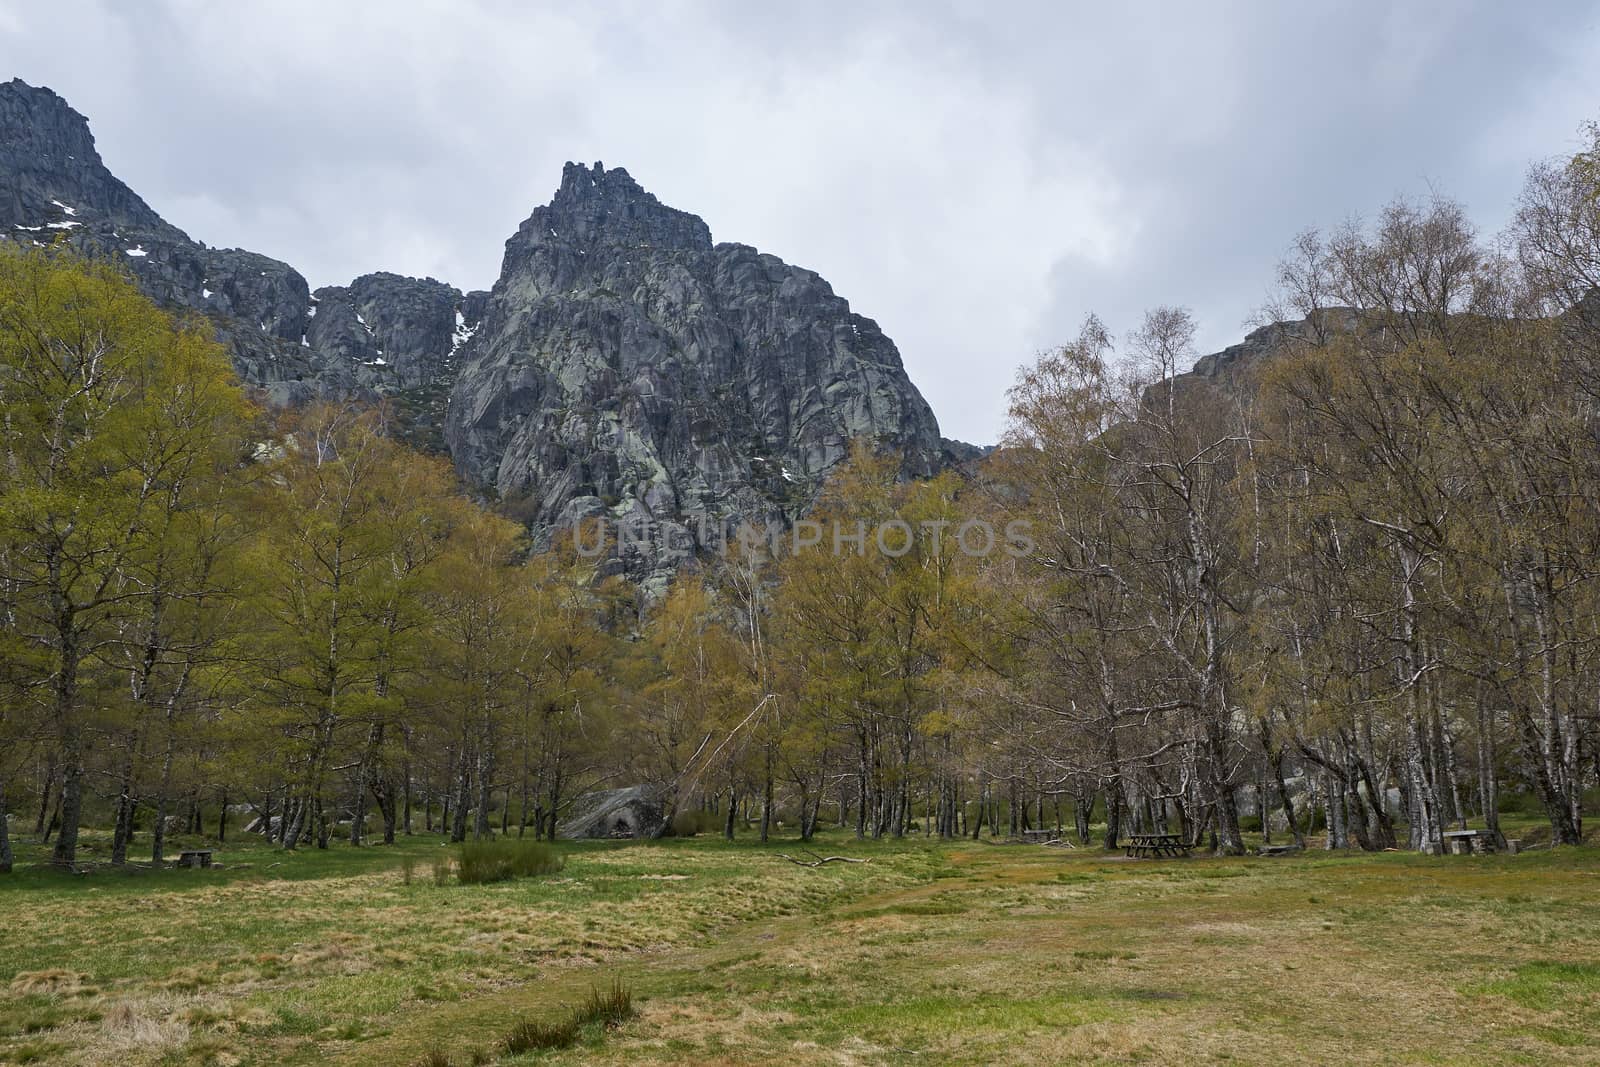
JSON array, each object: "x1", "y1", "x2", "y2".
[
  {"x1": 1257, "y1": 842, "x2": 1302, "y2": 857},
  {"x1": 1442, "y1": 830, "x2": 1498, "y2": 856},
  {"x1": 1020, "y1": 829, "x2": 1061, "y2": 844},
  {"x1": 1123, "y1": 832, "x2": 1189, "y2": 858},
  {"x1": 176, "y1": 849, "x2": 214, "y2": 869}
]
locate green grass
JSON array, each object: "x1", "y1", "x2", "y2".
[{"x1": 3, "y1": 828, "x2": 1600, "y2": 1064}]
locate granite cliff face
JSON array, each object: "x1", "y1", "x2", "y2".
[
  {"x1": 0, "y1": 78, "x2": 481, "y2": 412},
  {"x1": 2, "y1": 79, "x2": 959, "y2": 584},
  {"x1": 444, "y1": 162, "x2": 947, "y2": 576}
]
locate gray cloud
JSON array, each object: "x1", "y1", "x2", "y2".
[{"x1": 3, "y1": 0, "x2": 1597, "y2": 442}]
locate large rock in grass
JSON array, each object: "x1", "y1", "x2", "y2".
[{"x1": 558, "y1": 786, "x2": 666, "y2": 840}]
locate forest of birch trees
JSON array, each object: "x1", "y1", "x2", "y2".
[{"x1": 4, "y1": 123, "x2": 1600, "y2": 869}]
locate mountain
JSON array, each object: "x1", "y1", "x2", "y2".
[
  {"x1": 0, "y1": 78, "x2": 961, "y2": 584},
  {"x1": 0, "y1": 78, "x2": 483, "y2": 433},
  {"x1": 445, "y1": 161, "x2": 949, "y2": 579}
]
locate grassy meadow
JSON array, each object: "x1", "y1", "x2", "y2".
[{"x1": 1, "y1": 822, "x2": 1599, "y2": 1065}]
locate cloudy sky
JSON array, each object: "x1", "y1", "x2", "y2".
[{"x1": 4, "y1": 1, "x2": 1598, "y2": 443}]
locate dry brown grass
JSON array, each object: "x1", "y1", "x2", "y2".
[{"x1": 5, "y1": 837, "x2": 1600, "y2": 1065}]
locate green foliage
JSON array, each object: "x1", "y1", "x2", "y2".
[
  {"x1": 454, "y1": 838, "x2": 564, "y2": 885},
  {"x1": 0, "y1": 245, "x2": 254, "y2": 866},
  {"x1": 671, "y1": 809, "x2": 722, "y2": 837},
  {"x1": 1497, "y1": 791, "x2": 1542, "y2": 815}
]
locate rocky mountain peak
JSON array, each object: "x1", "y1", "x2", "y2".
[
  {"x1": 517, "y1": 160, "x2": 712, "y2": 255},
  {"x1": 448, "y1": 162, "x2": 947, "y2": 589},
  {"x1": 0, "y1": 78, "x2": 167, "y2": 233}
]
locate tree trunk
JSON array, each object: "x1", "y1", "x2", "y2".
[
  {"x1": 351, "y1": 722, "x2": 382, "y2": 846},
  {"x1": 450, "y1": 753, "x2": 471, "y2": 844},
  {"x1": 110, "y1": 746, "x2": 138, "y2": 866},
  {"x1": 473, "y1": 744, "x2": 494, "y2": 841},
  {"x1": 1261, "y1": 721, "x2": 1304, "y2": 848},
  {"x1": 1103, "y1": 783, "x2": 1123, "y2": 850},
  {"x1": 50, "y1": 663, "x2": 86, "y2": 868},
  {"x1": 0, "y1": 777, "x2": 13, "y2": 873},
  {"x1": 33, "y1": 761, "x2": 55, "y2": 837},
  {"x1": 1477, "y1": 694, "x2": 1504, "y2": 847},
  {"x1": 401, "y1": 763, "x2": 412, "y2": 838},
  {"x1": 1073, "y1": 789, "x2": 1093, "y2": 845}
]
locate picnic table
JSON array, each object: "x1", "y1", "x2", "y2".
[
  {"x1": 1442, "y1": 829, "x2": 1499, "y2": 855},
  {"x1": 176, "y1": 849, "x2": 214, "y2": 869},
  {"x1": 1123, "y1": 832, "x2": 1189, "y2": 859}
]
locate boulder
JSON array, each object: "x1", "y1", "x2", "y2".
[{"x1": 557, "y1": 786, "x2": 667, "y2": 840}]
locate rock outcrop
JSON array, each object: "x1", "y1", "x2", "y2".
[
  {"x1": 1184, "y1": 308, "x2": 1361, "y2": 384},
  {"x1": 0, "y1": 78, "x2": 478, "y2": 411},
  {"x1": 557, "y1": 786, "x2": 667, "y2": 840},
  {"x1": 445, "y1": 162, "x2": 946, "y2": 581}
]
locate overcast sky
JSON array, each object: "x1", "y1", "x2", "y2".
[{"x1": 4, "y1": 2, "x2": 1598, "y2": 443}]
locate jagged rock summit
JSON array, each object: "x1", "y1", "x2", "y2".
[
  {"x1": 444, "y1": 161, "x2": 948, "y2": 579},
  {"x1": 1, "y1": 80, "x2": 957, "y2": 585}
]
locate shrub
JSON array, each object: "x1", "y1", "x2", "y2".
[
  {"x1": 577, "y1": 979, "x2": 633, "y2": 1029},
  {"x1": 399, "y1": 854, "x2": 416, "y2": 886},
  {"x1": 412, "y1": 1051, "x2": 450, "y2": 1067},
  {"x1": 670, "y1": 809, "x2": 721, "y2": 837},
  {"x1": 455, "y1": 839, "x2": 564, "y2": 885},
  {"x1": 500, "y1": 980, "x2": 634, "y2": 1055},
  {"x1": 502, "y1": 1017, "x2": 577, "y2": 1053},
  {"x1": 1498, "y1": 790, "x2": 1540, "y2": 815}
]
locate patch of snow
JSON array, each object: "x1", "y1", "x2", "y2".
[
  {"x1": 202, "y1": 287, "x2": 212, "y2": 299},
  {"x1": 124, "y1": 245, "x2": 147, "y2": 257},
  {"x1": 46, "y1": 220, "x2": 80, "y2": 230},
  {"x1": 781, "y1": 466, "x2": 795, "y2": 483},
  {"x1": 13, "y1": 224, "x2": 42, "y2": 232},
  {"x1": 300, "y1": 335, "x2": 310, "y2": 348},
  {"x1": 305, "y1": 303, "x2": 317, "y2": 318},
  {"x1": 49, "y1": 199, "x2": 77, "y2": 216},
  {"x1": 450, "y1": 314, "x2": 478, "y2": 355},
  {"x1": 363, "y1": 357, "x2": 389, "y2": 366}
]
